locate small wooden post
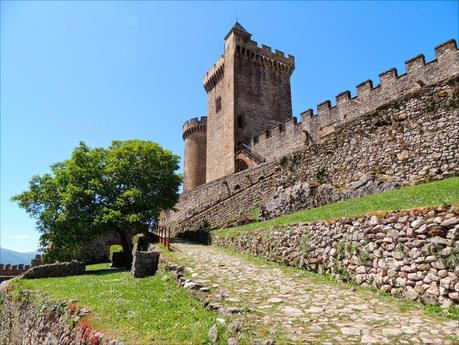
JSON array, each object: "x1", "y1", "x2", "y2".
[{"x1": 168, "y1": 227, "x2": 171, "y2": 250}]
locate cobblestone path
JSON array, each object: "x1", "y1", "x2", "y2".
[{"x1": 172, "y1": 242, "x2": 459, "y2": 345}]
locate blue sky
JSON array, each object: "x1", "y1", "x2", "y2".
[{"x1": 1, "y1": 1, "x2": 458, "y2": 252}]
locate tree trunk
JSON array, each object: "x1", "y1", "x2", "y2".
[{"x1": 118, "y1": 229, "x2": 133, "y2": 267}]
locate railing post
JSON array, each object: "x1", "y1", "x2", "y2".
[
  {"x1": 168, "y1": 227, "x2": 171, "y2": 250},
  {"x1": 159, "y1": 226, "x2": 162, "y2": 246}
]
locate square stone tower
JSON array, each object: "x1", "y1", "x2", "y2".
[{"x1": 204, "y1": 23, "x2": 295, "y2": 182}]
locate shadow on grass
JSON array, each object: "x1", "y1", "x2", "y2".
[{"x1": 84, "y1": 268, "x2": 129, "y2": 276}]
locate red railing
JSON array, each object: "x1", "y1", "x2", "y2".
[{"x1": 153, "y1": 225, "x2": 171, "y2": 250}]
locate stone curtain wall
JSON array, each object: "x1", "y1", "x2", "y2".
[
  {"x1": 0, "y1": 289, "x2": 121, "y2": 345},
  {"x1": 162, "y1": 75, "x2": 459, "y2": 234},
  {"x1": 0, "y1": 255, "x2": 44, "y2": 283},
  {"x1": 162, "y1": 161, "x2": 280, "y2": 233},
  {"x1": 213, "y1": 207, "x2": 459, "y2": 307},
  {"x1": 249, "y1": 39, "x2": 459, "y2": 160}
]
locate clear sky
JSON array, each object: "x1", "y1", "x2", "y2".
[{"x1": 1, "y1": 1, "x2": 458, "y2": 252}]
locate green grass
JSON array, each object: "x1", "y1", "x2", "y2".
[
  {"x1": 215, "y1": 176, "x2": 459, "y2": 238},
  {"x1": 10, "y1": 264, "x2": 228, "y2": 345}
]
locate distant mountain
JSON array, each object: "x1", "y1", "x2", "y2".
[{"x1": 0, "y1": 247, "x2": 38, "y2": 265}]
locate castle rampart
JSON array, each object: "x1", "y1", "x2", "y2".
[
  {"x1": 301, "y1": 39, "x2": 458, "y2": 142},
  {"x1": 0, "y1": 254, "x2": 44, "y2": 283},
  {"x1": 166, "y1": 28, "x2": 458, "y2": 234},
  {"x1": 162, "y1": 74, "x2": 459, "y2": 233},
  {"x1": 246, "y1": 39, "x2": 458, "y2": 161}
]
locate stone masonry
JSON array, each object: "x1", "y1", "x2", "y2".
[
  {"x1": 162, "y1": 74, "x2": 459, "y2": 234},
  {"x1": 168, "y1": 25, "x2": 458, "y2": 231},
  {"x1": 213, "y1": 206, "x2": 459, "y2": 307},
  {"x1": 181, "y1": 23, "x2": 458, "y2": 193},
  {"x1": 183, "y1": 23, "x2": 295, "y2": 190}
]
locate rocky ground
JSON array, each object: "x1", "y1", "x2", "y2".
[{"x1": 171, "y1": 242, "x2": 459, "y2": 345}]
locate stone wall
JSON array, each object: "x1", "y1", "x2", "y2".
[
  {"x1": 0, "y1": 284, "x2": 121, "y2": 345},
  {"x1": 213, "y1": 206, "x2": 459, "y2": 307},
  {"x1": 80, "y1": 230, "x2": 138, "y2": 264},
  {"x1": 20, "y1": 261, "x2": 85, "y2": 279},
  {"x1": 249, "y1": 39, "x2": 459, "y2": 160},
  {"x1": 162, "y1": 75, "x2": 459, "y2": 234},
  {"x1": 162, "y1": 161, "x2": 280, "y2": 233},
  {"x1": 0, "y1": 255, "x2": 44, "y2": 283}
]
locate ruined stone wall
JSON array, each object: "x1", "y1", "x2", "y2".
[
  {"x1": 212, "y1": 206, "x2": 459, "y2": 308},
  {"x1": 162, "y1": 75, "x2": 459, "y2": 233},
  {"x1": 0, "y1": 286, "x2": 121, "y2": 345},
  {"x1": 250, "y1": 39, "x2": 459, "y2": 161}
]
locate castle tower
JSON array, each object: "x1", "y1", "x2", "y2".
[
  {"x1": 182, "y1": 117, "x2": 207, "y2": 192},
  {"x1": 204, "y1": 22, "x2": 295, "y2": 182}
]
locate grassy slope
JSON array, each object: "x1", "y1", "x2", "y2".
[
  {"x1": 11, "y1": 264, "x2": 226, "y2": 345},
  {"x1": 215, "y1": 176, "x2": 459, "y2": 238}
]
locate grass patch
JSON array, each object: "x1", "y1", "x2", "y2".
[
  {"x1": 9, "y1": 263, "x2": 228, "y2": 345},
  {"x1": 215, "y1": 176, "x2": 459, "y2": 237}
]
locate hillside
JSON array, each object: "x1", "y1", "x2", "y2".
[{"x1": 0, "y1": 247, "x2": 38, "y2": 265}]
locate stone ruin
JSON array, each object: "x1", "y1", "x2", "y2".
[{"x1": 130, "y1": 233, "x2": 160, "y2": 278}]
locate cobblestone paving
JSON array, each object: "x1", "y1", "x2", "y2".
[{"x1": 172, "y1": 242, "x2": 459, "y2": 345}]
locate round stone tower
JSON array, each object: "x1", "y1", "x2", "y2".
[{"x1": 182, "y1": 116, "x2": 207, "y2": 192}]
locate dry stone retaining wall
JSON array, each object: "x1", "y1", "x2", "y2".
[{"x1": 213, "y1": 206, "x2": 459, "y2": 307}]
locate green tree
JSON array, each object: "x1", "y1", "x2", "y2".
[{"x1": 12, "y1": 140, "x2": 181, "y2": 262}]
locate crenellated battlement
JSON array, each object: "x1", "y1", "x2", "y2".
[
  {"x1": 0, "y1": 254, "x2": 44, "y2": 281},
  {"x1": 300, "y1": 39, "x2": 458, "y2": 141},
  {"x1": 183, "y1": 23, "x2": 459, "y2": 193},
  {"x1": 0, "y1": 263, "x2": 31, "y2": 276},
  {"x1": 235, "y1": 38, "x2": 295, "y2": 74},
  {"x1": 203, "y1": 55, "x2": 224, "y2": 93},
  {"x1": 249, "y1": 116, "x2": 305, "y2": 160},
  {"x1": 182, "y1": 116, "x2": 207, "y2": 140}
]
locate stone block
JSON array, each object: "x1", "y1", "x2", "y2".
[{"x1": 131, "y1": 251, "x2": 160, "y2": 278}]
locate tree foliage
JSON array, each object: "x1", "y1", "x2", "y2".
[{"x1": 12, "y1": 140, "x2": 182, "y2": 262}]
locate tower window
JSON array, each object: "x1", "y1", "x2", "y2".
[
  {"x1": 237, "y1": 115, "x2": 244, "y2": 128},
  {"x1": 216, "y1": 96, "x2": 222, "y2": 113}
]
